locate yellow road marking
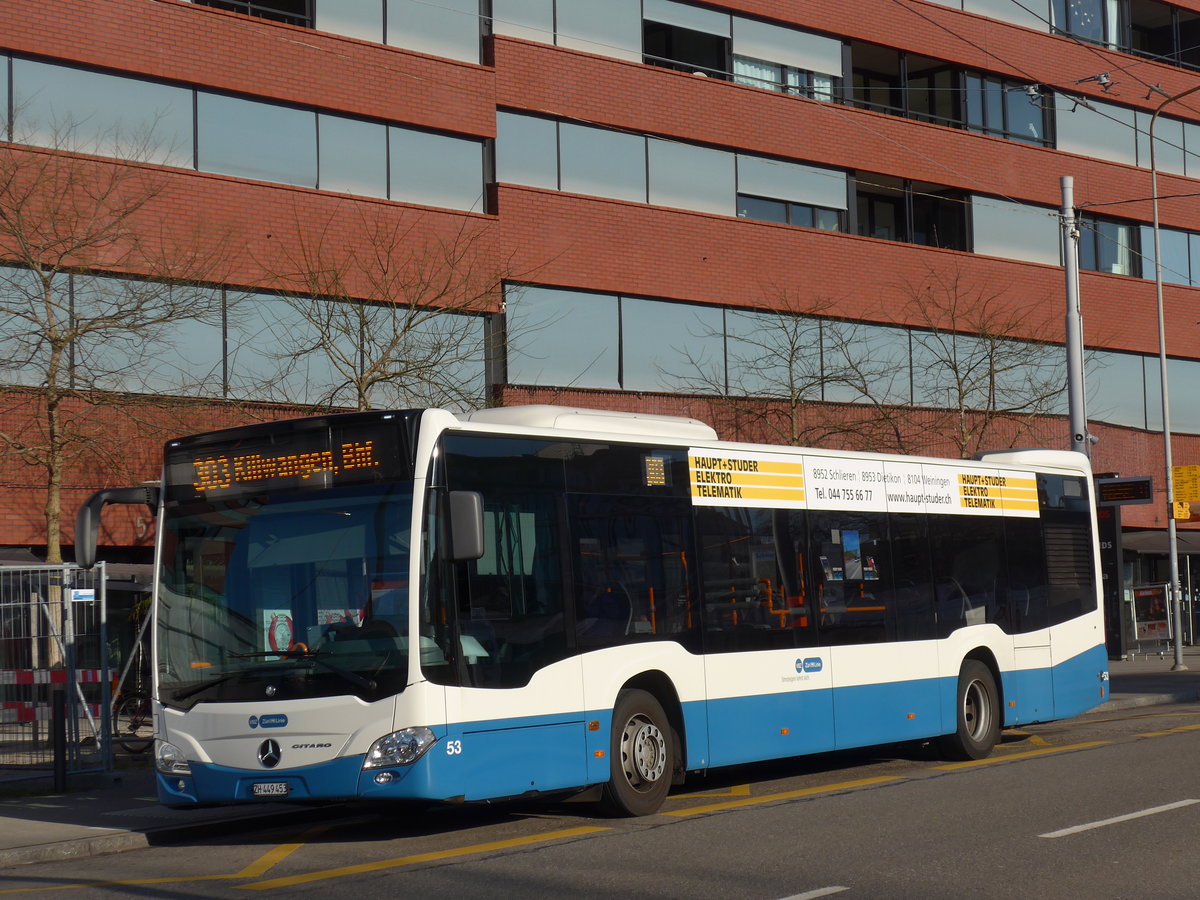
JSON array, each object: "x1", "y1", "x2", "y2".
[
  {"x1": 684, "y1": 783, "x2": 752, "y2": 798},
  {"x1": 933, "y1": 740, "x2": 1110, "y2": 770},
  {"x1": 234, "y1": 823, "x2": 332, "y2": 878},
  {"x1": 0, "y1": 823, "x2": 328, "y2": 894},
  {"x1": 1137, "y1": 723, "x2": 1200, "y2": 737},
  {"x1": 661, "y1": 776, "x2": 901, "y2": 817},
  {"x1": 237, "y1": 826, "x2": 610, "y2": 891},
  {"x1": 0, "y1": 873, "x2": 240, "y2": 893}
]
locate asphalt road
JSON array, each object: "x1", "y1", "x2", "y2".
[{"x1": 5, "y1": 703, "x2": 1200, "y2": 898}]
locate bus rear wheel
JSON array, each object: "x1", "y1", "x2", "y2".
[
  {"x1": 600, "y1": 689, "x2": 673, "y2": 817},
  {"x1": 939, "y1": 659, "x2": 1000, "y2": 760}
]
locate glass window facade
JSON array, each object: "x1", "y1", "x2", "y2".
[
  {"x1": 495, "y1": 111, "x2": 559, "y2": 189},
  {"x1": 4, "y1": 57, "x2": 483, "y2": 213},
  {"x1": 11, "y1": 59, "x2": 193, "y2": 166},
  {"x1": 386, "y1": 0, "x2": 480, "y2": 63},
  {"x1": 389, "y1": 126, "x2": 485, "y2": 211},
  {"x1": 1055, "y1": 95, "x2": 1137, "y2": 166},
  {"x1": 737, "y1": 155, "x2": 847, "y2": 210},
  {"x1": 197, "y1": 93, "x2": 318, "y2": 187},
  {"x1": 505, "y1": 286, "x2": 620, "y2": 388},
  {"x1": 559, "y1": 123, "x2": 647, "y2": 203},
  {"x1": 555, "y1": 0, "x2": 642, "y2": 61},
  {"x1": 492, "y1": 0, "x2": 555, "y2": 42},
  {"x1": 314, "y1": 0, "x2": 383, "y2": 42},
  {"x1": 318, "y1": 114, "x2": 388, "y2": 197},
  {"x1": 647, "y1": 139, "x2": 735, "y2": 215},
  {"x1": 620, "y1": 297, "x2": 724, "y2": 392},
  {"x1": 971, "y1": 196, "x2": 1061, "y2": 265}
]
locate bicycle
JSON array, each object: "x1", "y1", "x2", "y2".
[
  {"x1": 112, "y1": 689, "x2": 153, "y2": 753},
  {"x1": 111, "y1": 612, "x2": 154, "y2": 753}
]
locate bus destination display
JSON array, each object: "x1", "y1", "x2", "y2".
[{"x1": 166, "y1": 420, "x2": 404, "y2": 501}]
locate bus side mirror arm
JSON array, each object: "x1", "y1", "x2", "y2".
[
  {"x1": 75, "y1": 486, "x2": 160, "y2": 569},
  {"x1": 447, "y1": 491, "x2": 485, "y2": 561}
]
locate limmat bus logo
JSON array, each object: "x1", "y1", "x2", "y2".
[{"x1": 796, "y1": 657, "x2": 823, "y2": 673}]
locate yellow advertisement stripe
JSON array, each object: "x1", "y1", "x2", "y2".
[
  {"x1": 690, "y1": 471, "x2": 805, "y2": 488},
  {"x1": 689, "y1": 458, "x2": 805, "y2": 476},
  {"x1": 693, "y1": 486, "x2": 808, "y2": 502}
]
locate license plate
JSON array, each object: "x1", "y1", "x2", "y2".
[{"x1": 251, "y1": 781, "x2": 290, "y2": 798}]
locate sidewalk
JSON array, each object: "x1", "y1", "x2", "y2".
[{"x1": 2, "y1": 648, "x2": 1199, "y2": 870}]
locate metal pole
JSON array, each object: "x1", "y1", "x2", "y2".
[
  {"x1": 1061, "y1": 176, "x2": 1090, "y2": 456},
  {"x1": 1149, "y1": 84, "x2": 1200, "y2": 671}
]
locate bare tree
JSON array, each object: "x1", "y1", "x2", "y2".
[
  {"x1": 668, "y1": 266, "x2": 1067, "y2": 456},
  {"x1": 0, "y1": 139, "x2": 229, "y2": 562},
  {"x1": 254, "y1": 208, "x2": 511, "y2": 413},
  {"x1": 895, "y1": 264, "x2": 1067, "y2": 457},
  {"x1": 667, "y1": 292, "x2": 848, "y2": 446}
]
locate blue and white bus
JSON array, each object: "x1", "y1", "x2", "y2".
[{"x1": 77, "y1": 405, "x2": 1109, "y2": 816}]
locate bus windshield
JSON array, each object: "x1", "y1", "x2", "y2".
[{"x1": 156, "y1": 482, "x2": 414, "y2": 709}]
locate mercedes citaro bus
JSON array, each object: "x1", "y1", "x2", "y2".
[{"x1": 77, "y1": 405, "x2": 1108, "y2": 816}]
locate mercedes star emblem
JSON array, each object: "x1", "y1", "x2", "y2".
[{"x1": 258, "y1": 739, "x2": 282, "y2": 768}]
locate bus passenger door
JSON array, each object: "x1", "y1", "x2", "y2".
[
  {"x1": 439, "y1": 500, "x2": 588, "y2": 801},
  {"x1": 698, "y1": 507, "x2": 835, "y2": 766}
]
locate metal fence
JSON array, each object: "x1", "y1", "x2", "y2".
[{"x1": 0, "y1": 564, "x2": 110, "y2": 781}]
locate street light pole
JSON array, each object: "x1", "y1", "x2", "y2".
[
  {"x1": 1149, "y1": 83, "x2": 1200, "y2": 671},
  {"x1": 1060, "y1": 176, "x2": 1090, "y2": 457}
]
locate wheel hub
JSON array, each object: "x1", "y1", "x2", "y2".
[{"x1": 622, "y1": 716, "x2": 667, "y2": 786}]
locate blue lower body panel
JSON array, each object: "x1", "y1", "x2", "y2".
[
  {"x1": 1054, "y1": 643, "x2": 1109, "y2": 718},
  {"x1": 160, "y1": 643, "x2": 1109, "y2": 806}
]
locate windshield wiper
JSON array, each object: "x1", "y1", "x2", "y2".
[
  {"x1": 228, "y1": 646, "x2": 377, "y2": 691},
  {"x1": 172, "y1": 669, "x2": 252, "y2": 702}
]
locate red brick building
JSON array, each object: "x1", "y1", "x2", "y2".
[{"x1": 2, "y1": 0, "x2": 1200, "y2": 566}]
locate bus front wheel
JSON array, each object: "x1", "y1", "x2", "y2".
[
  {"x1": 939, "y1": 659, "x2": 1000, "y2": 761},
  {"x1": 600, "y1": 689, "x2": 674, "y2": 817}
]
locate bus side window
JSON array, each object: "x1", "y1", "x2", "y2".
[
  {"x1": 569, "y1": 494, "x2": 695, "y2": 649},
  {"x1": 696, "y1": 507, "x2": 811, "y2": 653},
  {"x1": 809, "y1": 512, "x2": 891, "y2": 646}
]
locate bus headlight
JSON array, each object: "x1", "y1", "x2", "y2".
[
  {"x1": 363, "y1": 726, "x2": 436, "y2": 769},
  {"x1": 155, "y1": 740, "x2": 192, "y2": 776}
]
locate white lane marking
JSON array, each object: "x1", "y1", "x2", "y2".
[
  {"x1": 777, "y1": 888, "x2": 850, "y2": 899},
  {"x1": 1039, "y1": 799, "x2": 1200, "y2": 838}
]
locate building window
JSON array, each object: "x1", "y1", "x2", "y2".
[
  {"x1": 732, "y1": 56, "x2": 835, "y2": 100},
  {"x1": 643, "y1": 19, "x2": 730, "y2": 77},
  {"x1": 906, "y1": 65, "x2": 960, "y2": 127},
  {"x1": 855, "y1": 178, "x2": 967, "y2": 250},
  {"x1": 851, "y1": 43, "x2": 903, "y2": 114},
  {"x1": 736, "y1": 155, "x2": 848, "y2": 226},
  {"x1": 193, "y1": 0, "x2": 312, "y2": 27},
  {"x1": 196, "y1": 93, "x2": 318, "y2": 188},
  {"x1": 1079, "y1": 215, "x2": 1140, "y2": 277},
  {"x1": 965, "y1": 73, "x2": 1049, "y2": 145},
  {"x1": 1128, "y1": 0, "x2": 1200, "y2": 68},
  {"x1": 1051, "y1": 0, "x2": 1119, "y2": 46},
  {"x1": 737, "y1": 195, "x2": 842, "y2": 230}
]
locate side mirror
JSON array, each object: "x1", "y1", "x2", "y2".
[
  {"x1": 75, "y1": 486, "x2": 160, "y2": 568},
  {"x1": 446, "y1": 491, "x2": 484, "y2": 561}
]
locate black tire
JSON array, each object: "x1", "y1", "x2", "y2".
[
  {"x1": 938, "y1": 659, "x2": 1000, "y2": 761},
  {"x1": 599, "y1": 689, "x2": 674, "y2": 817},
  {"x1": 113, "y1": 693, "x2": 154, "y2": 753}
]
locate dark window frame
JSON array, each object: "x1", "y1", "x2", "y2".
[{"x1": 192, "y1": 0, "x2": 313, "y2": 28}]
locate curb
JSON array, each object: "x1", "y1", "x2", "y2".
[
  {"x1": 1099, "y1": 690, "x2": 1200, "y2": 712},
  {"x1": 0, "y1": 803, "x2": 333, "y2": 869}
]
